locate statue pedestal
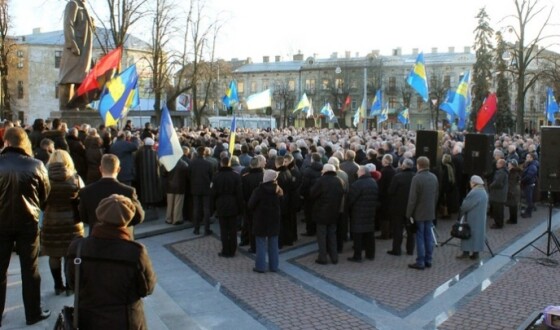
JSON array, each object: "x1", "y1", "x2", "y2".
[{"x1": 51, "y1": 109, "x2": 104, "y2": 128}]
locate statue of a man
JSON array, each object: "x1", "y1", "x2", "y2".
[{"x1": 58, "y1": 0, "x2": 93, "y2": 110}]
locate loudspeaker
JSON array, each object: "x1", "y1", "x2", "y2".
[
  {"x1": 464, "y1": 133, "x2": 493, "y2": 176},
  {"x1": 416, "y1": 130, "x2": 443, "y2": 169},
  {"x1": 539, "y1": 126, "x2": 560, "y2": 192}
]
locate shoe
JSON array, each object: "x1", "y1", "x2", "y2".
[
  {"x1": 248, "y1": 248, "x2": 256, "y2": 254},
  {"x1": 406, "y1": 251, "x2": 414, "y2": 256},
  {"x1": 425, "y1": 262, "x2": 432, "y2": 268},
  {"x1": 366, "y1": 256, "x2": 375, "y2": 261},
  {"x1": 408, "y1": 263, "x2": 425, "y2": 270},
  {"x1": 301, "y1": 232, "x2": 315, "y2": 237},
  {"x1": 26, "y1": 310, "x2": 51, "y2": 325},
  {"x1": 66, "y1": 288, "x2": 74, "y2": 296},
  {"x1": 253, "y1": 267, "x2": 265, "y2": 273},
  {"x1": 375, "y1": 235, "x2": 391, "y2": 240},
  {"x1": 331, "y1": 259, "x2": 339, "y2": 265},
  {"x1": 165, "y1": 220, "x2": 173, "y2": 224},
  {"x1": 346, "y1": 257, "x2": 362, "y2": 263},
  {"x1": 193, "y1": 229, "x2": 200, "y2": 235},
  {"x1": 54, "y1": 286, "x2": 65, "y2": 295},
  {"x1": 239, "y1": 241, "x2": 249, "y2": 247},
  {"x1": 174, "y1": 221, "x2": 184, "y2": 225},
  {"x1": 470, "y1": 253, "x2": 479, "y2": 260},
  {"x1": 521, "y1": 213, "x2": 531, "y2": 218},
  {"x1": 204, "y1": 230, "x2": 213, "y2": 236},
  {"x1": 315, "y1": 259, "x2": 328, "y2": 265},
  {"x1": 386, "y1": 250, "x2": 401, "y2": 256},
  {"x1": 456, "y1": 252, "x2": 470, "y2": 259},
  {"x1": 218, "y1": 252, "x2": 226, "y2": 257},
  {"x1": 490, "y1": 224, "x2": 503, "y2": 229},
  {"x1": 506, "y1": 220, "x2": 517, "y2": 224}
]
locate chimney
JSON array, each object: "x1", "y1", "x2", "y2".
[
  {"x1": 32, "y1": 27, "x2": 41, "y2": 34},
  {"x1": 293, "y1": 53, "x2": 304, "y2": 61},
  {"x1": 448, "y1": 46, "x2": 455, "y2": 53},
  {"x1": 464, "y1": 46, "x2": 471, "y2": 53},
  {"x1": 263, "y1": 56, "x2": 269, "y2": 63},
  {"x1": 246, "y1": 57, "x2": 253, "y2": 64},
  {"x1": 372, "y1": 50, "x2": 380, "y2": 57},
  {"x1": 275, "y1": 55, "x2": 281, "y2": 62},
  {"x1": 355, "y1": 52, "x2": 360, "y2": 57},
  {"x1": 431, "y1": 47, "x2": 438, "y2": 54},
  {"x1": 392, "y1": 47, "x2": 402, "y2": 56},
  {"x1": 412, "y1": 48, "x2": 419, "y2": 55},
  {"x1": 331, "y1": 52, "x2": 338, "y2": 59},
  {"x1": 345, "y1": 51, "x2": 351, "y2": 59}
]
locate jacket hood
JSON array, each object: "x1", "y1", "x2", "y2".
[
  {"x1": 48, "y1": 162, "x2": 72, "y2": 181},
  {"x1": 260, "y1": 181, "x2": 278, "y2": 194}
]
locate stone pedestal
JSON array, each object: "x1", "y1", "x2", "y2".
[{"x1": 50, "y1": 109, "x2": 104, "y2": 127}]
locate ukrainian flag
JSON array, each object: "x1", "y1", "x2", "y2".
[
  {"x1": 406, "y1": 53, "x2": 429, "y2": 102},
  {"x1": 546, "y1": 87, "x2": 559, "y2": 124},
  {"x1": 440, "y1": 71, "x2": 470, "y2": 130},
  {"x1": 222, "y1": 80, "x2": 239, "y2": 107},
  {"x1": 370, "y1": 89, "x2": 382, "y2": 116},
  {"x1": 98, "y1": 65, "x2": 139, "y2": 127},
  {"x1": 378, "y1": 103, "x2": 389, "y2": 124},
  {"x1": 228, "y1": 116, "x2": 236, "y2": 156},
  {"x1": 398, "y1": 108, "x2": 409, "y2": 125}
]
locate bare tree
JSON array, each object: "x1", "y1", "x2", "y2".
[
  {"x1": 0, "y1": 0, "x2": 14, "y2": 120},
  {"x1": 501, "y1": 0, "x2": 559, "y2": 134},
  {"x1": 274, "y1": 81, "x2": 296, "y2": 128},
  {"x1": 90, "y1": 0, "x2": 149, "y2": 52}
]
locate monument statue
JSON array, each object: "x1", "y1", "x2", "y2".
[{"x1": 58, "y1": 0, "x2": 93, "y2": 110}]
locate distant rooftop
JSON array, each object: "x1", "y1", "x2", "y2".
[{"x1": 16, "y1": 27, "x2": 151, "y2": 51}]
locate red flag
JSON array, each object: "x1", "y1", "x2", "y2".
[
  {"x1": 475, "y1": 93, "x2": 497, "y2": 132},
  {"x1": 67, "y1": 46, "x2": 123, "y2": 108},
  {"x1": 341, "y1": 95, "x2": 351, "y2": 112}
]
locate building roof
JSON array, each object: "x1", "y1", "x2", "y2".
[
  {"x1": 235, "y1": 60, "x2": 304, "y2": 74},
  {"x1": 16, "y1": 28, "x2": 151, "y2": 51}
]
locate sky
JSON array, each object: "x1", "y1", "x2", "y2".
[{"x1": 11, "y1": 0, "x2": 560, "y2": 62}]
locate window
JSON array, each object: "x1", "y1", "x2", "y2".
[
  {"x1": 335, "y1": 78, "x2": 344, "y2": 90},
  {"x1": 288, "y1": 80, "x2": 295, "y2": 91},
  {"x1": 275, "y1": 101, "x2": 282, "y2": 110},
  {"x1": 443, "y1": 75, "x2": 451, "y2": 88},
  {"x1": 237, "y1": 81, "x2": 244, "y2": 94},
  {"x1": 17, "y1": 81, "x2": 24, "y2": 99},
  {"x1": 416, "y1": 96, "x2": 423, "y2": 111},
  {"x1": 17, "y1": 58, "x2": 24, "y2": 69},
  {"x1": 322, "y1": 79, "x2": 329, "y2": 90},
  {"x1": 55, "y1": 81, "x2": 59, "y2": 99},
  {"x1": 55, "y1": 51, "x2": 62, "y2": 68},
  {"x1": 389, "y1": 96, "x2": 398, "y2": 109},
  {"x1": 251, "y1": 81, "x2": 257, "y2": 93},
  {"x1": 262, "y1": 79, "x2": 269, "y2": 90},
  {"x1": 17, "y1": 50, "x2": 24, "y2": 57},
  {"x1": 388, "y1": 77, "x2": 397, "y2": 90},
  {"x1": 305, "y1": 79, "x2": 315, "y2": 92}
]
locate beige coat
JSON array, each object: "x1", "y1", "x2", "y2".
[{"x1": 58, "y1": 0, "x2": 93, "y2": 84}]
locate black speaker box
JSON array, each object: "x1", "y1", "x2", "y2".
[
  {"x1": 464, "y1": 133, "x2": 493, "y2": 176},
  {"x1": 539, "y1": 126, "x2": 560, "y2": 192},
  {"x1": 416, "y1": 130, "x2": 443, "y2": 169}
]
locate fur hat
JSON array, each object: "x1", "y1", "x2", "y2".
[
  {"x1": 470, "y1": 175, "x2": 484, "y2": 185},
  {"x1": 144, "y1": 137, "x2": 155, "y2": 146},
  {"x1": 322, "y1": 164, "x2": 336, "y2": 174},
  {"x1": 95, "y1": 194, "x2": 136, "y2": 227},
  {"x1": 263, "y1": 169, "x2": 278, "y2": 183}
]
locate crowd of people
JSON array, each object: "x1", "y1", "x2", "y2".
[{"x1": 0, "y1": 116, "x2": 545, "y2": 326}]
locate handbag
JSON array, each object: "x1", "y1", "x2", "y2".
[
  {"x1": 53, "y1": 240, "x2": 83, "y2": 330},
  {"x1": 450, "y1": 215, "x2": 471, "y2": 239},
  {"x1": 406, "y1": 217, "x2": 418, "y2": 234},
  {"x1": 70, "y1": 175, "x2": 82, "y2": 224}
]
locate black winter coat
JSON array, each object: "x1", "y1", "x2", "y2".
[
  {"x1": 387, "y1": 168, "x2": 415, "y2": 217},
  {"x1": 162, "y1": 159, "x2": 189, "y2": 194},
  {"x1": 347, "y1": 174, "x2": 379, "y2": 233},
  {"x1": 300, "y1": 161, "x2": 323, "y2": 198},
  {"x1": 189, "y1": 156, "x2": 213, "y2": 195},
  {"x1": 42, "y1": 129, "x2": 69, "y2": 151},
  {"x1": 67, "y1": 135, "x2": 88, "y2": 180},
  {"x1": 67, "y1": 236, "x2": 156, "y2": 330},
  {"x1": 210, "y1": 167, "x2": 244, "y2": 217},
  {"x1": 0, "y1": 147, "x2": 50, "y2": 230},
  {"x1": 276, "y1": 166, "x2": 293, "y2": 214},
  {"x1": 241, "y1": 168, "x2": 264, "y2": 202},
  {"x1": 310, "y1": 172, "x2": 344, "y2": 225},
  {"x1": 248, "y1": 182, "x2": 282, "y2": 237}
]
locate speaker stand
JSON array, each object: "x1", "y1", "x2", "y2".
[
  {"x1": 512, "y1": 191, "x2": 560, "y2": 258},
  {"x1": 439, "y1": 234, "x2": 495, "y2": 257}
]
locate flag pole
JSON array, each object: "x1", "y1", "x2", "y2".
[{"x1": 362, "y1": 68, "x2": 367, "y2": 132}]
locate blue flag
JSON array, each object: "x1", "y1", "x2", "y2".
[
  {"x1": 228, "y1": 116, "x2": 236, "y2": 155},
  {"x1": 320, "y1": 103, "x2": 335, "y2": 120},
  {"x1": 406, "y1": 53, "x2": 429, "y2": 102},
  {"x1": 158, "y1": 105, "x2": 183, "y2": 171},
  {"x1": 546, "y1": 87, "x2": 559, "y2": 124},
  {"x1": 439, "y1": 71, "x2": 471, "y2": 130},
  {"x1": 378, "y1": 103, "x2": 389, "y2": 124},
  {"x1": 222, "y1": 80, "x2": 239, "y2": 107},
  {"x1": 98, "y1": 65, "x2": 139, "y2": 127},
  {"x1": 398, "y1": 108, "x2": 409, "y2": 125},
  {"x1": 370, "y1": 89, "x2": 382, "y2": 116}
]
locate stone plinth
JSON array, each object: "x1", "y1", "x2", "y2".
[{"x1": 50, "y1": 109, "x2": 104, "y2": 127}]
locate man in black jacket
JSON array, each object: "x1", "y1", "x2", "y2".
[
  {"x1": 79, "y1": 154, "x2": 145, "y2": 238},
  {"x1": 240, "y1": 156, "x2": 265, "y2": 252},
  {"x1": 300, "y1": 153, "x2": 323, "y2": 236},
  {"x1": 211, "y1": 157, "x2": 244, "y2": 257},
  {"x1": 347, "y1": 166, "x2": 379, "y2": 262},
  {"x1": 189, "y1": 146, "x2": 214, "y2": 235},
  {"x1": 0, "y1": 127, "x2": 52, "y2": 325},
  {"x1": 387, "y1": 158, "x2": 416, "y2": 256}
]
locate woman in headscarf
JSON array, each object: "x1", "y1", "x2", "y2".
[{"x1": 456, "y1": 175, "x2": 488, "y2": 260}]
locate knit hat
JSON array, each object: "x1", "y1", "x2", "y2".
[
  {"x1": 95, "y1": 194, "x2": 136, "y2": 227},
  {"x1": 263, "y1": 169, "x2": 278, "y2": 183},
  {"x1": 470, "y1": 175, "x2": 484, "y2": 185},
  {"x1": 144, "y1": 137, "x2": 155, "y2": 146},
  {"x1": 322, "y1": 164, "x2": 336, "y2": 174}
]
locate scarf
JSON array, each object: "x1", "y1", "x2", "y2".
[
  {"x1": 443, "y1": 162, "x2": 455, "y2": 185},
  {"x1": 91, "y1": 223, "x2": 132, "y2": 241}
]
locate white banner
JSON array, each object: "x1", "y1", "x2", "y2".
[{"x1": 246, "y1": 89, "x2": 271, "y2": 110}]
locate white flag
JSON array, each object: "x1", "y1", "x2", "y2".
[{"x1": 246, "y1": 89, "x2": 272, "y2": 110}]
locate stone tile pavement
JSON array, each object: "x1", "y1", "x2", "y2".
[{"x1": 2, "y1": 202, "x2": 559, "y2": 329}]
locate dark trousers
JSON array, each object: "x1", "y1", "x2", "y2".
[
  {"x1": 336, "y1": 212, "x2": 348, "y2": 252},
  {"x1": 491, "y1": 201, "x2": 505, "y2": 227},
  {"x1": 522, "y1": 185, "x2": 535, "y2": 216},
  {"x1": 240, "y1": 211, "x2": 256, "y2": 250},
  {"x1": 219, "y1": 216, "x2": 238, "y2": 256},
  {"x1": 279, "y1": 213, "x2": 292, "y2": 247},
  {"x1": 304, "y1": 202, "x2": 316, "y2": 235},
  {"x1": 352, "y1": 231, "x2": 375, "y2": 260},
  {"x1": 508, "y1": 204, "x2": 518, "y2": 223},
  {"x1": 0, "y1": 228, "x2": 42, "y2": 322},
  {"x1": 182, "y1": 193, "x2": 193, "y2": 222},
  {"x1": 316, "y1": 224, "x2": 337, "y2": 263},
  {"x1": 192, "y1": 195, "x2": 211, "y2": 232},
  {"x1": 391, "y1": 215, "x2": 415, "y2": 255}
]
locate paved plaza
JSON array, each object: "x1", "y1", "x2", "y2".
[{"x1": 3, "y1": 203, "x2": 560, "y2": 329}]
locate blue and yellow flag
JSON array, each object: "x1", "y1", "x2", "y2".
[
  {"x1": 228, "y1": 116, "x2": 237, "y2": 156},
  {"x1": 293, "y1": 93, "x2": 310, "y2": 113},
  {"x1": 98, "y1": 65, "x2": 139, "y2": 127},
  {"x1": 440, "y1": 71, "x2": 470, "y2": 130},
  {"x1": 158, "y1": 105, "x2": 183, "y2": 171},
  {"x1": 320, "y1": 103, "x2": 335, "y2": 120},
  {"x1": 222, "y1": 80, "x2": 239, "y2": 107},
  {"x1": 398, "y1": 108, "x2": 409, "y2": 125},
  {"x1": 378, "y1": 103, "x2": 389, "y2": 124},
  {"x1": 406, "y1": 53, "x2": 429, "y2": 102},
  {"x1": 370, "y1": 89, "x2": 382, "y2": 116},
  {"x1": 546, "y1": 87, "x2": 559, "y2": 124}
]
